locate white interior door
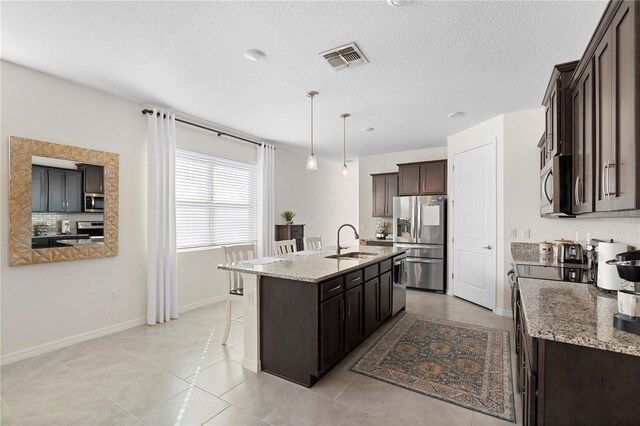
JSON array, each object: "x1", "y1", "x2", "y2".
[{"x1": 452, "y1": 142, "x2": 496, "y2": 309}]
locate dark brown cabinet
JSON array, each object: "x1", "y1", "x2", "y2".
[
  {"x1": 319, "y1": 295, "x2": 345, "y2": 371},
  {"x1": 31, "y1": 165, "x2": 48, "y2": 212},
  {"x1": 363, "y1": 277, "x2": 379, "y2": 336},
  {"x1": 594, "y1": 0, "x2": 638, "y2": 212},
  {"x1": 344, "y1": 285, "x2": 364, "y2": 352},
  {"x1": 47, "y1": 169, "x2": 82, "y2": 213},
  {"x1": 275, "y1": 224, "x2": 305, "y2": 251},
  {"x1": 379, "y1": 271, "x2": 392, "y2": 322},
  {"x1": 371, "y1": 173, "x2": 397, "y2": 217},
  {"x1": 542, "y1": 61, "x2": 578, "y2": 159},
  {"x1": 571, "y1": 60, "x2": 596, "y2": 214},
  {"x1": 77, "y1": 164, "x2": 104, "y2": 194},
  {"x1": 398, "y1": 160, "x2": 447, "y2": 196}
]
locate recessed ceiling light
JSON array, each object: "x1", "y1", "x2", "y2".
[
  {"x1": 244, "y1": 49, "x2": 265, "y2": 62},
  {"x1": 361, "y1": 127, "x2": 375, "y2": 132},
  {"x1": 448, "y1": 112, "x2": 465, "y2": 118},
  {"x1": 387, "y1": 0, "x2": 412, "y2": 6}
]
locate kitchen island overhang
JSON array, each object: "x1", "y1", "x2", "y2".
[{"x1": 218, "y1": 245, "x2": 407, "y2": 386}]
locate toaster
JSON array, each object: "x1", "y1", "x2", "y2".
[{"x1": 558, "y1": 243, "x2": 584, "y2": 264}]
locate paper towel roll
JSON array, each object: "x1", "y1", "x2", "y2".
[{"x1": 598, "y1": 242, "x2": 629, "y2": 291}]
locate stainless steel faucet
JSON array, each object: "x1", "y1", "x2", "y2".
[{"x1": 336, "y1": 224, "x2": 359, "y2": 255}]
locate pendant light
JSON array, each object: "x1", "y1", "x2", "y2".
[
  {"x1": 340, "y1": 113, "x2": 350, "y2": 177},
  {"x1": 306, "y1": 91, "x2": 319, "y2": 170}
]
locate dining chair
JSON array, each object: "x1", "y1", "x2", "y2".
[
  {"x1": 273, "y1": 239, "x2": 297, "y2": 255},
  {"x1": 221, "y1": 243, "x2": 255, "y2": 345},
  {"x1": 303, "y1": 236, "x2": 322, "y2": 250}
]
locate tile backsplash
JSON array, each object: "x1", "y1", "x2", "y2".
[{"x1": 32, "y1": 212, "x2": 103, "y2": 235}]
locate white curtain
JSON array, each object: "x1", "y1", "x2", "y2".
[
  {"x1": 147, "y1": 109, "x2": 178, "y2": 325},
  {"x1": 257, "y1": 143, "x2": 276, "y2": 257}
]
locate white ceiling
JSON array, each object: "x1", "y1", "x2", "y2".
[{"x1": 1, "y1": 1, "x2": 607, "y2": 161}]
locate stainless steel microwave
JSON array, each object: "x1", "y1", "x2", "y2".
[
  {"x1": 84, "y1": 193, "x2": 104, "y2": 213},
  {"x1": 540, "y1": 155, "x2": 572, "y2": 216}
]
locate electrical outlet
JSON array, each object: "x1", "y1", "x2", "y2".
[
  {"x1": 508, "y1": 228, "x2": 517, "y2": 238},
  {"x1": 109, "y1": 288, "x2": 118, "y2": 301},
  {"x1": 521, "y1": 228, "x2": 531, "y2": 238}
]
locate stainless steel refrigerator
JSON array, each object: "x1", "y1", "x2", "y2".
[{"x1": 392, "y1": 195, "x2": 446, "y2": 292}]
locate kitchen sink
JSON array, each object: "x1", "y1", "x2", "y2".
[{"x1": 325, "y1": 251, "x2": 377, "y2": 260}]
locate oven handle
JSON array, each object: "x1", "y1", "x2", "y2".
[{"x1": 405, "y1": 258, "x2": 443, "y2": 264}]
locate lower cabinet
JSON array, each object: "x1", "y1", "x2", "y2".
[{"x1": 260, "y1": 256, "x2": 399, "y2": 387}]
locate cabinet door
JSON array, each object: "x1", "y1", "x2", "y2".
[
  {"x1": 47, "y1": 169, "x2": 65, "y2": 212},
  {"x1": 31, "y1": 166, "x2": 48, "y2": 212},
  {"x1": 420, "y1": 161, "x2": 447, "y2": 194},
  {"x1": 548, "y1": 83, "x2": 559, "y2": 157},
  {"x1": 595, "y1": 26, "x2": 613, "y2": 212},
  {"x1": 385, "y1": 174, "x2": 398, "y2": 216},
  {"x1": 573, "y1": 61, "x2": 596, "y2": 214},
  {"x1": 372, "y1": 175, "x2": 387, "y2": 217},
  {"x1": 84, "y1": 165, "x2": 104, "y2": 194},
  {"x1": 364, "y1": 278, "x2": 379, "y2": 336},
  {"x1": 345, "y1": 285, "x2": 364, "y2": 352},
  {"x1": 320, "y1": 295, "x2": 344, "y2": 371},
  {"x1": 398, "y1": 165, "x2": 421, "y2": 196},
  {"x1": 610, "y1": 1, "x2": 636, "y2": 211},
  {"x1": 379, "y1": 271, "x2": 393, "y2": 322},
  {"x1": 65, "y1": 171, "x2": 83, "y2": 213}
]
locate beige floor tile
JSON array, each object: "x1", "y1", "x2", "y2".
[
  {"x1": 217, "y1": 341, "x2": 245, "y2": 363},
  {"x1": 472, "y1": 410, "x2": 520, "y2": 425},
  {"x1": 79, "y1": 357, "x2": 160, "y2": 388},
  {"x1": 337, "y1": 407, "x2": 389, "y2": 426},
  {"x1": 0, "y1": 353, "x2": 69, "y2": 390},
  {"x1": 155, "y1": 349, "x2": 226, "y2": 379},
  {"x1": 309, "y1": 369, "x2": 357, "y2": 399},
  {"x1": 220, "y1": 372, "x2": 301, "y2": 419},
  {"x1": 140, "y1": 387, "x2": 229, "y2": 426},
  {"x1": 264, "y1": 389, "x2": 351, "y2": 425},
  {"x1": 203, "y1": 405, "x2": 270, "y2": 426},
  {"x1": 0, "y1": 398, "x2": 20, "y2": 426},
  {"x1": 189, "y1": 358, "x2": 253, "y2": 397}
]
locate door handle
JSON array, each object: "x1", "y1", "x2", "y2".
[
  {"x1": 482, "y1": 245, "x2": 493, "y2": 250},
  {"x1": 574, "y1": 174, "x2": 580, "y2": 206}
]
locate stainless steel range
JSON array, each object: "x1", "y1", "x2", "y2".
[{"x1": 77, "y1": 221, "x2": 104, "y2": 243}]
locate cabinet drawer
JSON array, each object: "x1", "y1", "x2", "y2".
[
  {"x1": 364, "y1": 264, "x2": 379, "y2": 282},
  {"x1": 345, "y1": 270, "x2": 363, "y2": 290},
  {"x1": 380, "y1": 259, "x2": 392, "y2": 274},
  {"x1": 290, "y1": 226, "x2": 304, "y2": 238},
  {"x1": 320, "y1": 277, "x2": 344, "y2": 301}
]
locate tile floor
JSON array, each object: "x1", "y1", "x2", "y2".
[{"x1": 0, "y1": 291, "x2": 521, "y2": 425}]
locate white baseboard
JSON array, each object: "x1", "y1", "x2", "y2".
[
  {"x1": 178, "y1": 295, "x2": 226, "y2": 314},
  {"x1": 493, "y1": 307, "x2": 513, "y2": 317},
  {"x1": 1, "y1": 296, "x2": 228, "y2": 366},
  {"x1": 0, "y1": 316, "x2": 146, "y2": 366}
]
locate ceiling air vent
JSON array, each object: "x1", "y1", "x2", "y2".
[{"x1": 320, "y1": 43, "x2": 369, "y2": 71}]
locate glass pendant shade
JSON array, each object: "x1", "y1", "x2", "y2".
[
  {"x1": 306, "y1": 153, "x2": 317, "y2": 170},
  {"x1": 341, "y1": 163, "x2": 349, "y2": 177}
]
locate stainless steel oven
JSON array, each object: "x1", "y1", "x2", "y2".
[
  {"x1": 84, "y1": 193, "x2": 104, "y2": 213},
  {"x1": 77, "y1": 221, "x2": 104, "y2": 243},
  {"x1": 540, "y1": 155, "x2": 572, "y2": 216}
]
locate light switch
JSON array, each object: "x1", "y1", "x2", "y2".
[
  {"x1": 508, "y1": 228, "x2": 517, "y2": 238},
  {"x1": 521, "y1": 228, "x2": 531, "y2": 238}
]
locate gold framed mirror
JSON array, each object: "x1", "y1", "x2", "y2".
[{"x1": 9, "y1": 136, "x2": 119, "y2": 266}]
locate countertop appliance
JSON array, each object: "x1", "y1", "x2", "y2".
[
  {"x1": 597, "y1": 241, "x2": 629, "y2": 291},
  {"x1": 558, "y1": 243, "x2": 584, "y2": 263},
  {"x1": 84, "y1": 193, "x2": 104, "y2": 213},
  {"x1": 607, "y1": 250, "x2": 640, "y2": 336},
  {"x1": 540, "y1": 155, "x2": 572, "y2": 216},
  {"x1": 393, "y1": 195, "x2": 446, "y2": 292},
  {"x1": 392, "y1": 253, "x2": 408, "y2": 316},
  {"x1": 77, "y1": 221, "x2": 104, "y2": 242}
]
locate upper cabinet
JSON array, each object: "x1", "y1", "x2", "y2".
[
  {"x1": 77, "y1": 164, "x2": 104, "y2": 194},
  {"x1": 567, "y1": 0, "x2": 639, "y2": 214},
  {"x1": 31, "y1": 165, "x2": 48, "y2": 212},
  {"x1": 542, "y1": 61, "x2": 578, "y2": 161},
  {"x1": 397, "y1": 160, "x2": 447, "y2": 196},
  {"x1": 371, "y1": 173, "x2": 397, "y2": 217},
  {"x1": 47, "y1": 169, "x2": 83, "y2": 213}
]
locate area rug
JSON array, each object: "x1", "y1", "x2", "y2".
[{"x1": 351, "y1": 313, "x2": 515, "y2": 422}]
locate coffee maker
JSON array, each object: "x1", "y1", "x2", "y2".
[{"x1": 607, "y1": 250, "x2": 640, "y2": 336}]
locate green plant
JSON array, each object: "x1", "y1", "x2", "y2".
[{"x1": 281, "y1": 211, "x2": 296, "y2": 222}]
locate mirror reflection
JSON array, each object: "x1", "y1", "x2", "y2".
[{"x1": 31, "y1": 155, "x2": 105, "y2": 249}]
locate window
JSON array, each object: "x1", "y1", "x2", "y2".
[{"x1": 176, "y1": 148, "x2": 257, "y2": 250}]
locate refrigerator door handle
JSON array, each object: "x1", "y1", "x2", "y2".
[{"x1": 414, "y1": 199, "x2": 420, "y2": 241}]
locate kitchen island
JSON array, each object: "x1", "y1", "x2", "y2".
[
  {"x1": 218, "y1": 245, "x2": 406, "y2": 386},
  {"x1": 516, "y1": 278, "x2": 640, "y2": 424}
]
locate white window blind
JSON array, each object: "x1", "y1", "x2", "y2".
[{"x1": 176, "y1": 148, "x2": 257, "y2": 250}]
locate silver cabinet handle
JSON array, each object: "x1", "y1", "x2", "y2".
[
  {"x1": 349, "y1": 277, "x2": 361, "y2": 282},
  {"x1": 603, "y1": 161, "x2": 609, "y2": 199},
  {"x1": 575, "y1": 174, "x2": 580, "y2": 206},
  {"x1": 608, "y1": 160, "x2": 616, "y2": 197},
  {"x1": 328, "y1": 285, "x2": 341, "y2": 293},
  {"x1": 482, "y1": 245, "x2": 493, "y2": 250}
]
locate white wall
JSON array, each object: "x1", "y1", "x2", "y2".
[
  {"x1": 175, "y1": 124, "x2": 257, "y2": 310},
  {"x1": 358, "y1": 146, "x2": 448, "y2": 238},
  {"x1": 1, "y1": 61, "x2": 148, "y2": 361},
  {"x1": 275, "y1": 148, "x2": 359, "y2": 248}
]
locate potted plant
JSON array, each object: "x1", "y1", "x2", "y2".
[{"x1": 281, "y1": 211, "x2": 296, "y2": 225}]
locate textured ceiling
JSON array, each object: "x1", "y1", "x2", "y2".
[{"x1": 1, "y1": 1, "x2": 607, "y2": 161}]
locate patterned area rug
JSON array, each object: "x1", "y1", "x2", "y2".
[{"x1": 351, "y1": 313, "x2": 515, "y2": 422}]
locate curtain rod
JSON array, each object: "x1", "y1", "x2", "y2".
[{"x1": 141, "y1": 108, "x2": 265, "y2": 148}]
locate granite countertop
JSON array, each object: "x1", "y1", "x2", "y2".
[
  {"x1": 510, "y1": 242, "x2": 587, "y2": 268},
  {"x1": 218, "y1": 245, "x2": 406, "y2": 283},
  {"x1": 518, "y1": 278, "x2": 640, "y2": 357}
]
